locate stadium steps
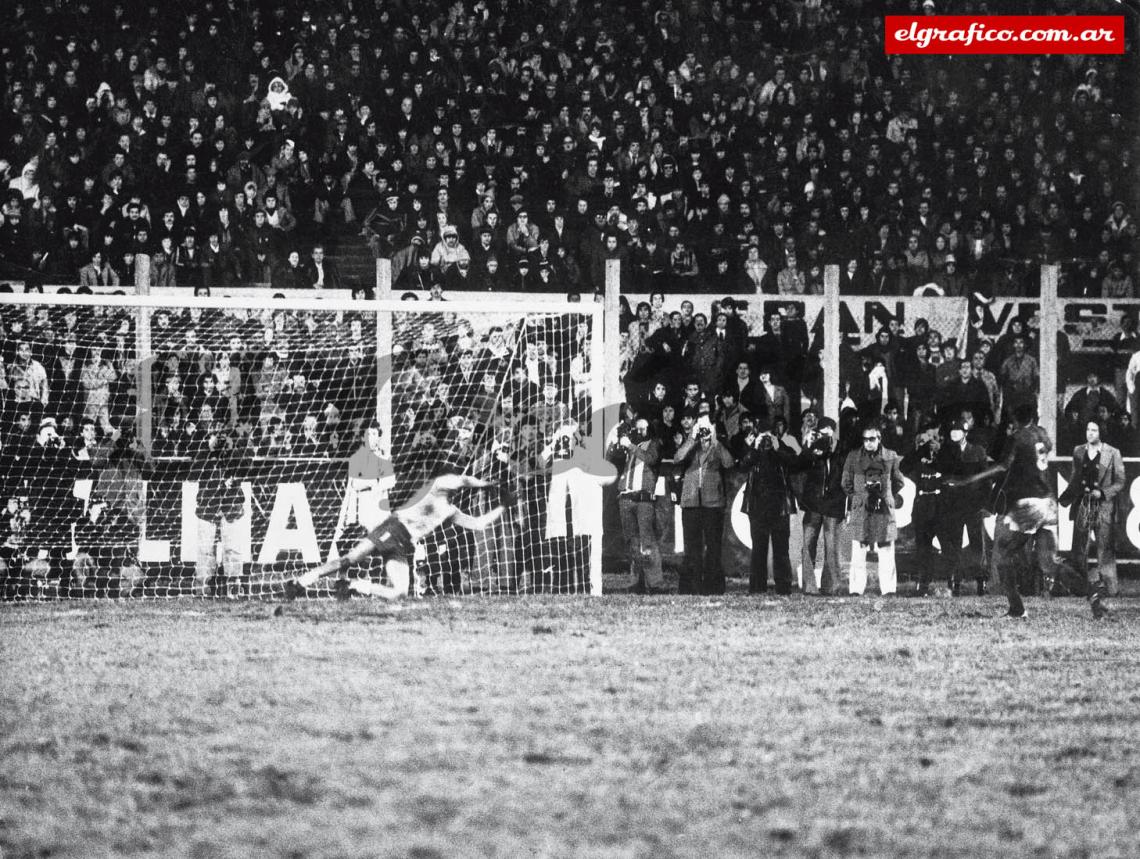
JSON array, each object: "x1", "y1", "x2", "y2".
[{"x1": 328, "y1": 230, "x2": 378, "y2": 292}]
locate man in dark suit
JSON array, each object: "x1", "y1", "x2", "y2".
[
  {"x1": 938, "y1": 416, "x2": 991, "y2": 595},
  {"x1": 739, "y1": 423, "x2": 798, "y2": 595},
  {"x1": 1058, "y1": 419, "x2": 1126, "y2": 600},
  {"x1": 304, "y1": 244, "x2": 344, "y2": 289}
]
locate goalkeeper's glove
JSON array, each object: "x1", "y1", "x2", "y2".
[{"x1": 498, "y1": 484, "x2": 518, "y2": 508}]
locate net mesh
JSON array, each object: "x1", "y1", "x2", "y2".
[{"x1": 0, "y1": 294, "x2": 601, "y2": 599}]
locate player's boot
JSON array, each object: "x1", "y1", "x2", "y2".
[
  {"x1": 1090, "y1": 583, "x2": 1112, "y2": 620},
  {"x1": 333, "y1": 578, "x2": 352, "y2": 602},
  {"x1": 1003, "y1": 596, "x2": 1028, "y2": 620},
  {"x1": 283, "y1": 580, "x2": 306, "y2": 601}
]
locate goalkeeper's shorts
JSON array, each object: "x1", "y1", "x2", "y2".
[{"x1": 365, "y1": 516, "x2": 415, "y2": 560}]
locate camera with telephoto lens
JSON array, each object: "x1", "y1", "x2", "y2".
[{"x1": 864, "y1": 479, "x2": 887, "y2": 513}]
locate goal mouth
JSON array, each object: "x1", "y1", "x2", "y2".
[{"x1": 0, "y1": 290, "x2": 606, "y2": 601}]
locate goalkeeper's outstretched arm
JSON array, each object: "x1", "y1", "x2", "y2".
[{"x1": 451, "y1": 505, "x2": 506, "y2": 531}]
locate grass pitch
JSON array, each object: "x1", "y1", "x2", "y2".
[{"x1": 2, "y1": 592, "x2": 1139, "y2": 858}]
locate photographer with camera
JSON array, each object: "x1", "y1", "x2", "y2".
[
  {"x1": 1058, "y1": 419, "x2": 1125, "y2": 602},
  {"x1": 609, "y1": 416, "x2": 667, "y2": 594},
  {"x1": 794, "y1": 418, "x2": 846, "y2": 595},
  {"x1": 841, "y1": 423, "x2": 905, "y2": 597},
  {"x1": 738, "y1": 422, "x2": 798, "y2": 595},
  {"x1": 673, "y1": 408, "x2": 736, "y2": 595},
  {"x1": 901, "y1": 424, "x2": 961, "y2": 596}
]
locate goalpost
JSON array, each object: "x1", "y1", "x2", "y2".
[{"x1": 0, "y1": 290, "x2": 607, "y2": 599}]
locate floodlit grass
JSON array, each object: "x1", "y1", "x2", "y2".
[{"x1": 2, "y1": 592, "x2": 1139, "y2": 858}]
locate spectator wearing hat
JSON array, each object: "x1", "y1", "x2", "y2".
[
  {"x1": 470, "y1": 225, "x2": 506, "y2": 272},
  {"x1": 1101, "y1": 260, "x2": 1134, "y2": 299},
  {"x1": 504, "y1": 256, "x2": 538, "y2": 291},
  {"x1": 935, "y1": 253, "x2": 966, "y2": 297},
  {"x1": 430, "y1": 224, "x2": 471, "y2": 274},
  {"x1": 469, "y1": 256, "x2": 505, "y2": 292},
  {"x1": 362, "y1": 191, "x2": 407, "y2": 256}
]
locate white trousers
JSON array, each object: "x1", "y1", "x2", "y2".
[
  {"x1": 848, "y1": 541, "x2": 896, "y2": 595},
  {"x1": 196, "y1": 516, "x2": 245, "y2": 583}
]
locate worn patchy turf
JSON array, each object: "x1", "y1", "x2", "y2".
[{"x1": 2, "y1": 594, "x2": 1139, "y2": 858}]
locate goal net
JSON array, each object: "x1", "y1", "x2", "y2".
[{"x1": 0, "y1": 291, "x2": 606, "y2": 600}]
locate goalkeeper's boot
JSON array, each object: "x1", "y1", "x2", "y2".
[
  {"x1": 283, "y1": 580, "x2": 306, "y2": 601},
  {"x1": 333, "y1": 578, "x2": 352, "y2": 602}
]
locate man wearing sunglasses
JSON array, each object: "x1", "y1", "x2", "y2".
[{"x1": 841, "y1": 424, "x2": 905, "y2": 596}]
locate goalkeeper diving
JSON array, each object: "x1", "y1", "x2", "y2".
[{"x1": 285, "y1": 474, "x2": 514, "y2": 600}]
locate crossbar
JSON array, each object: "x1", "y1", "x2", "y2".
[{"x1": 0, "y1": 292, "x2": 595, "y2": 315}]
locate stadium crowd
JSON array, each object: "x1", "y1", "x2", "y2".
[
  {"x1": 0, "y1": 0, "x2": 1135, "y2": 298},
  {"x1": 0, "y1": 0, "x2": 1138, "y2": 599},
  {"x1": 612, "y1": 290, "x2": 1137, "y2": 599}
]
